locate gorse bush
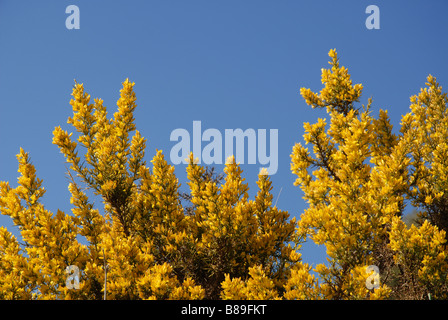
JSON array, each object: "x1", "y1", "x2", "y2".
[{"x1": 1, "y1": 49, "x2": 447, "y2": 300}]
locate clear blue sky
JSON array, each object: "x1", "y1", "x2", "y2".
[{"x1": 1, "y1": 1, "x2": 447, "y2": 267}]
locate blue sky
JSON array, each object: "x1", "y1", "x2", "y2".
[{"x1": 1, "y1": 1, "x2": 447, "y2": 267}]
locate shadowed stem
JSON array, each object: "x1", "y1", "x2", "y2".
[{"x1": 103, "y1": 248, "x2": 108, "y2": 300}]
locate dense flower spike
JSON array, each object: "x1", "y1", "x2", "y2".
[
  {"x1": 400, "y1": 76, "x2": 448, "y2": 236},
  {"x1": 300, "y1": 48, "x2": 363, "y2": 115}
]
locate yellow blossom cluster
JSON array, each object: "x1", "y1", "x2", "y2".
[
  {"x1": 300, "y1": 49, "x2": 363, "y2": 115},
  {"x1": 400, "y1": 76, "x2": 448, "y2": 232},
  {"x1": 291, "y1": 49, "x2": 448, "y2": 299},
  {"x1": 0, "y1": 79, "x2": 298, "y2": 300},
  {"x1": 389, "y1": 217, "x2": 448, "y2": 299},
  {"x1": 1, "y1": 50, "x2": 448, "y2": 300}
]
